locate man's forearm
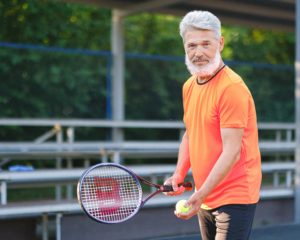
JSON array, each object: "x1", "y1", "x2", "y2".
[
  {"x1": 195, "y1": 128, "x2": 243, "y2": 202},
  {"x1": 174, "y1": 131, "x2": 191, "y2": 180},
  {"x1": 196, "y1": 149, "x2": 240, "y2": 202}
]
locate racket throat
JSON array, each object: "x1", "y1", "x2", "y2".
[{"x1": 141, "y1": 190, "x2": 163, "y2": 207}]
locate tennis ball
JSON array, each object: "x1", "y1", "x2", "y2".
[{"x1": 175, "y1": 200, "x2": 190, "y2": 214}]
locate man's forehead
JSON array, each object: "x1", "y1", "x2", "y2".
[{"x1": 184, "y1": 29, "x2": 216, "y2": 42}]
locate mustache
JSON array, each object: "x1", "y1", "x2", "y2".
[{"x1": 192, "y1": 56, "x2": 207, "y2": 63}]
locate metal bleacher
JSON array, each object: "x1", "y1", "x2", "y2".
[{"x1": 0, "y1": 119, "x2": 297, "y2": 240}]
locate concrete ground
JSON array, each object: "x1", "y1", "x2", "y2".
[{"x1": 147, "y1": 223, "x2": 300, "y2": 240}]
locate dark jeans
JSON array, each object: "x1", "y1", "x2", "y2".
[{"x1": 197, "y1": 203, "x2": 257, "y2": 240}]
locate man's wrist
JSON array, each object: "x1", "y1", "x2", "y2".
[{"x1": 173, "y1": 172, "x2": 185, "y2": 182}]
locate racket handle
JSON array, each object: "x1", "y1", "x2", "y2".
[{"x1": 162, "y1": 182, "x2": 193, "y2": 192}]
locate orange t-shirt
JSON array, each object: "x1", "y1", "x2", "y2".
[{"x1": 183, "y1": 66, "x2": 262, "y2": 209}]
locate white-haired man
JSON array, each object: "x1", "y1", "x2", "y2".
[{"x1": 165, "y1": 10, "x2": 262, "y2": 240}]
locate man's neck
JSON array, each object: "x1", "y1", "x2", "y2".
[{"x1": 196, "y1": 61, "x2": 225, "y2": 84}]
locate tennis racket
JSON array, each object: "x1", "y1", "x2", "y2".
[{"x1": 77, "y1": 163, "x2": 193, "y2": 224}]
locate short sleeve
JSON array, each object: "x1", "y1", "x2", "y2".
[{"x1": 219, "y1": 83, "x2": 249, "y2": 128}]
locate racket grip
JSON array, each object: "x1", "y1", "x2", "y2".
[
  {"x1": 162, "y1": 182, "x2": 193, "y2": 192},
  {"x1": 179, "y1": 182, "x2": 193, "y2": 191}
]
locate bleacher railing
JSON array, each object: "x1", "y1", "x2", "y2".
[
  {"x1": 0, "y1": 118, "x2": 296, "y2": 240},
  {"x1": 0, "y1": 119, "x2": 296, "y2": 202},
  {"x1": 0, "y1": 119, "x2": 295, "y2": 162}
]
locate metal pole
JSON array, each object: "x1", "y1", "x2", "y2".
[
  {"x1": 0, "y1": 182, "x2": 7, "y2": 205},
  {"x1": 42, "y1": 214, "x2": 49, "y2": 240},
  {"x1": 66, "y1": 127, "x2": 74, "y2": 199},
  {"x1": 111, "y1": 9, "x2": 125, "y2": 163},
  {"x1": 111, "y1": 9, "x2": 125, "y2": 126},
  {"x1": 56, "y1": 125, "x2": 63, "y2": 201},
  {"x1": 56, "y1": 213, "x2": 62, "y2": 240},
  {"x1": 295, "y1": 0, "x2": 300, "y2": 224}
]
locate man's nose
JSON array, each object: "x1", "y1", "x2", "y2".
[{"x1": 195, "y1": 45, "x2": 204, "y2": 57}]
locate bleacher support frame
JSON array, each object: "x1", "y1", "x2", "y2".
[{"x1": 0, "y1": 119, "x2": 297, "y2": 239}]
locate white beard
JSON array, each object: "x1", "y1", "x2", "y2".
[{"x1": 185, "y1": 50, "x2": 222, "y2": 78}]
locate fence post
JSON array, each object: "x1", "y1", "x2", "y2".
[
  {"x1": 56, "y1": 213, "x2": 62, "y2": 240},
  {"x1": 0, "y1": 181, "x2": 7, "y2": 205},
  {"x1": 55, "y1": 124, "x2": 63, "y2": 201},
  {"x1": 295, "y1": 0, "x2": 300, "y2": 224},
  {"x1": 66, "y1": 127, "x2": 74, "y2": 199}
]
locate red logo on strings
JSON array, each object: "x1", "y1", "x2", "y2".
[{"x1": 94, "y1": 177, "x2": 122, "y2": 215}]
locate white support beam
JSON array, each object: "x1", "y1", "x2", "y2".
[
  {"x1": 111, "y1": 10, "x2": 124, "y2": 161},
  {"x1": 186, "y1": 0, "x2": 294, "y2": 21},
  {"x1": 272, "y1": 0, "x2": 295, "y2": 3},
  {"x1": 295, "y1": 0, "x2": 300, "y2": 224},
  {"x1": 111, "y1": 9, "x2": 125, "y2": 125},
  {"x1": 121, "y1": 0, "x2": 184, "y2": 17},
  {"x1": 158, "y1": 8, "x2": 294, "y2": 32}
]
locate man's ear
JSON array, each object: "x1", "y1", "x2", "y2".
[{"x1": 219, "y1": 36, "x2": 225, "y2": 52}]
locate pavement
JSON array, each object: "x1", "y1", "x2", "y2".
[{"x1": 147, "y1": 223, "x2": 300, "y2": 240}]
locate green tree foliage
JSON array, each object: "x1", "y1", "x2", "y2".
[
  {"x1": 221, "y1": 26, "x2": 295, "y2": 121},
  {"x1": 125, "y1": 14, "x2": 183, "y2": 55},
  {"x1": 125, "y1": 15, "x2": 295, "y2": 122},
  {"x1": 0, "y1": 0, "x2": 295, "y2": 124},
  {"x1": 0, "y1": 0, "x2": 111, "y2": 121},
  {"x1": 0, "y1": 0, "x2": 111, "y2": 49}
]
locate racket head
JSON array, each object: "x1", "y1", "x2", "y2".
[{"x1": 77, "y1": 163, "x2": 143, "y2": 224}]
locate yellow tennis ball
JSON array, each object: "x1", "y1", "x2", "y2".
[{"x1": 175, "y1": 200, "x2": 190, "y2": 214}]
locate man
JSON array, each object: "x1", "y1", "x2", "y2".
[{"x1": 164, "y1": 11, "x2": 262, "y2": 240}]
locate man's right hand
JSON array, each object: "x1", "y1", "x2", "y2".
[{"x1": 163, "y1": 175, "x2": 186, "y2": 196}]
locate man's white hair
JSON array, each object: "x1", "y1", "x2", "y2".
[{"x1": 179, "y1": 10, "x2": 221, "y2": 40}]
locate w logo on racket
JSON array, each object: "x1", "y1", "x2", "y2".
[{"x1": 94, "y1": 177, "x2": 122, "y2": 215}]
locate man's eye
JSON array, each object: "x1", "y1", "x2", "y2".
[{"x1": 188, "y1": 44, "x2": 196, "y2": 49}]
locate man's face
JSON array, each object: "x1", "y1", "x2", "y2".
[{"x1": 183, "y1": 29, "x2": 224, "y2": 77}]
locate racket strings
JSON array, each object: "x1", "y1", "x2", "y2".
[{"x1": 80, "y1": 165, "x2": 142, "y2": 223}]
